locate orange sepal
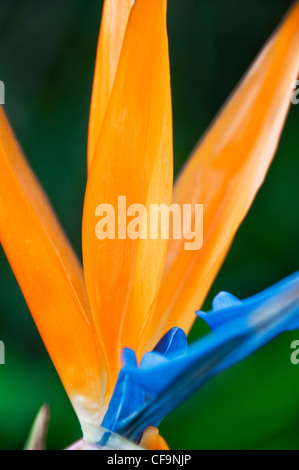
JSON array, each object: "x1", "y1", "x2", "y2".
[
  {"x1": 140, "y1": 426, "x2": 170, "y2": 450},
  {"x1": 88, "y1": 0, "x2": 132, "y2": 172},
  {"x1": 0, "y1": 107, "x2": 106, "y2": 429},
  {"x1": 83, "y1": 0, "x2": 173, "y2": 389},
  {"x1": 139, "y1": 1, "x2": 299, "y2": 352}
]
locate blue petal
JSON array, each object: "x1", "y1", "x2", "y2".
[
  {"x1": 123, "y1": 348, "x2": 138, "y2": 369},
  {"x1": 121, "y1": 333, "x2": 247, "y2": 440},
  {"x1": 102, "y1": 272, "x2": 299, "y2": 442},
  {"x1": 101, "y1": 367, "x2": 145, "y2": 434},
  {"x1": 101, "y1": 328, "x2": 187, "y2": 435},
  {"x1": 197, "y1": 271, "x2": 299, "y2": 333},
  {"x1": 212, "y1": 291, "x2": 242, "y2": 310},
  {"x1": 140, "y1": 327, "x2": 187, "y2": 370},
  {"x1": 153, "y1": 327, "x2": 188, "y2": 358},
  {"x1": 119, "y1": 271, "x2": 299, "y2": 439}
]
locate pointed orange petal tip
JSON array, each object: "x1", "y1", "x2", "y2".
[
  {"x1": 83, "y1": 0, "x2": 173, "y2": 387},
  {"x1": 88, "y1": 0, "x2": 132, "y2": 172},
  {"x1": 140, "y1": 427, "x2": 170, "y2": 450},
  {"x1": 139, "y1": 1, "x2": 299, "y2": 353}
]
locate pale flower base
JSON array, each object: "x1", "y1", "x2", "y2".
[{"x1": 66, "y1": 426, "x2": 144, "y2": 450}]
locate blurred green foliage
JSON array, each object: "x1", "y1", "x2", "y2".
[{"x1": 0, "y1": 0, "x2": 298, "y2": 450}]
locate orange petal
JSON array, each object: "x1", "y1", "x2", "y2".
[
  {"x1": 139, "y1": 1, "x2": 299, "y2": 352},
  {"x1": 140, "y1": 427, "x2": 170, "y2": 450},
  {"x1": 0, "y1": 107, "x2": 106, "y2": 430},
  {"x1": 88, "y1": 0, "x2": 132, "y2": 172},
  {"x1": 83, "y1": 0, "x2": 173, "y2": 388}
]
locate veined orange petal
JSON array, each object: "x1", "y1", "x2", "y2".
[
  {"x1": 83, "y1": 0, "x2": 173, "y2": 389},
  {"x1": 88, "y1": 0, "x2": 132, "y2": 172},
  {"x1": 139, "y1": 1, "x2": 299, "y2": 352},
  {"x1": 0, "y1": 107, "x2": 106, "y2": 430},
  {"x1": 140, "y1": 427, "x2": 170, "y2": 450}
]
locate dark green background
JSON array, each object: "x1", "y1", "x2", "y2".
[{"x1": 0, "y1": 0, "x2": 298, "y2": 450}]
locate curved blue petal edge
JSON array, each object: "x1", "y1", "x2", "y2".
[
  {"x1": 100, "y1": 271, "x2": 299, "y2": 443},
  {"x1": 197, "y1": 271, "x2": 299, "y2": 333},
  {"x1": 101, "y1": 327, "x2": 187, "y2": 439}
]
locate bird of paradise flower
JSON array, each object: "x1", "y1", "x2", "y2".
[{"x1": 1, "y1": 0, "x2": 299, "y2": 450}]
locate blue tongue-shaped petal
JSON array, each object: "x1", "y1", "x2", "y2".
[
  {"x1": 140, "y1": 327, "x2": 188, "y2": 369},
  {"x1": 102, "y1": 272, "x2": 299, "y2": 443},
  {"x1": 198, "y1": 272, "x2": 299, "y2": 333},
  {"x1": 101, "y1": 327, "x2": 188, "y2": 436},
  {"x1": 153, "y1": 327, "x2": 188, "y2": 357},
  {"x1": 121, "y1": 332, "x2": 247, "y2": 441},
  {"x1": 120, "y1": 271, "x2": 299, "y2": 440},
  {"x1": 101, "y1": 368, "x2": 145, "y2": 435},
  {"x1": 212, "y1": 291, "x2": 242, "y2": 310}
]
